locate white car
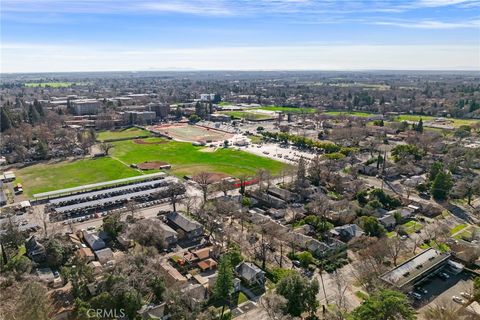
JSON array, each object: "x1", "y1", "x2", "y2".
[
  {"x1": 452, "y1": 296, "x2": 465, "y2": 304},
  {"x1": 460, "y1": 292, "x2": 473, "y2": 300}
]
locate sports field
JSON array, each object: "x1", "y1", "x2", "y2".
[
  {"x1": 394, "y1": 115, "x2": 479, "y2": 128},
  {"x1": 255, "y1": 106, "x2": 317, "y2": 113},
  {"x1": 15, "y1": 157, "x2": 139, "y2": 196},
  {"x1": 96, "y1": 127, "x2": 152, "y2": 141},
  {"x1": 220, "y1": 111, "x2": 275, "y2": 121},
  {"x1": 112, "y1": 138, "x2": 285, "y2": 177},
  {"x1": 324, "y1": 111, "x2": 377, "y2": 118},
  {"x1": 149, "y1": 124, "x2": 231, "y2": 142},
  {"x1": 15, "y1": 138, "x2": 286, "y2": 196}
]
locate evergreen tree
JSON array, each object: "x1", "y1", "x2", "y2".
[
  {"x1": 431, "y1": 171, "x2": 453, "y2": 201},
  {"x1": 0, "y1": 106, "x2": 12, "y2": 132},
  {"x1": 415, "y1": 118, "x2": 423, "y2": 133},
  {"x1": 28, "y1": 104, "x2": 40, "y2": 124},
  {"x1": 428, "y1": 162, "x2": 444, "y2": 182},
  {"x1": 214, "y1": 256, "x2": 233, "y2": 319}
]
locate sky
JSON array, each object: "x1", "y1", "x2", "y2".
[{"x1": 1, "y1": 0, "x2": 479, "y2": 73}]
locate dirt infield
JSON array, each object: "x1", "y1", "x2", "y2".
[
  {"x1": 137, "y1": 161, "x2": 169, "y2": 170},
  {"x1": 133, "y1": 139, "x2": 168, "y2": 145},
  {"x1": 193, "y1": 172, "x2": 230, "y2": 183},
  {"x1": 147, "y1": 124, "x2": 232, "y2": 142}
]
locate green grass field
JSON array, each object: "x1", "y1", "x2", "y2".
[
  {"x1": 394, "y1": 115, "x2": 479, "y2": 128},
  {"x1": 111, "y1": 138, "x2": 286, "y2": 177},
  {"x1": 324, "y1": 111, "x2": 377, "y2": 118},
  {"x1": 220, "y1": 111, "x2": 274, "y2": 120},
  {"x1": 24, "y1": 82, "x2": 88, "y2": 88},
  {"x1": 402, "y1": 220, "x2": 423, "y2": 234},
  {"x1": 16, "y1": 138, "x2": 286, "y2": 197},
  {"x1": 96, "y1": 128, "x2": 152, "y2": 141},
  {"x1": 255, "y1": 106, "x2": 317, "y2": 113},
  {"x1": 15, "y1": 157, "x2": 139, "y2": 196},
  {"x1": 450, "y1": 223, "x2": 468, "y2": 235}
]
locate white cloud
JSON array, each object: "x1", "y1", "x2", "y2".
[
  {"x1": 2, "y1": 43, "x2": 478, "y2": 73},
  {"x1": 374, "y1": 19, "x2": 480, "y2": 29}
]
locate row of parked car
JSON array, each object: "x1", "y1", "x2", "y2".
[
  {"x1": 60, "y1": 198, "x2": 171, "y2": 225},
  {"x1": 49, "y1": 180, "x2": 168, "y2": 208}
]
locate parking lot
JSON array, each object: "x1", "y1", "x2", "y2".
[{"x1": 414, "y1": 268, "x2": 477, "y2": 315}]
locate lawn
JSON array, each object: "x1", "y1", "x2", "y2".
[
  {"x1": 419, "y1": 240, "x2": 450, "y2": 253},
  {"x1": 15, "y1": 138, "x2": 286, "y2": 197},
  {"x1": 450, "y1": 223, "x2": 468, "y2": 235},
  {"x1": 247, "y1": 135, "x2": 264, "y2": 144},
  {"x1": 255, "y1": 106, "x2": 317, "y2": 113},
  {"x1": 395, "y1": 115, "x2": 479, "y2": 128},
  {"x1": 15, "y1": 157, "x2": 140, "y2": 196},
  {"x1": 402, "y1": 220, "x2": 423, "y2": 234},
  {"x1": 237, "y1": 292, "x2": 249, "y2": 305},
  {"x1": 111, "y1": 138, "x2": 286, "y2": 178},
  {"x1": 324, "y1": 111, "x2": 377, "y2": 118},
  {"x1": 219, "y1": 111, "x2": 274, "y2": 121},
  {"x1": 96, "y1": 127, "x2": 153, "y2": 141}
]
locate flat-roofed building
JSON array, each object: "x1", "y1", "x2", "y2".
[
  {"x1": 123, "y1": 111, "x2": 156, "y2": 125},
  {"x1": 380, "y1": 248, "x2": 451, "y2": 291},
  {"x1": 72, "y1": 99, "x2": 101, "y2": 115}
]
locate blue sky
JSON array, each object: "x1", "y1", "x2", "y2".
[{"x1": 1, "y1": 0, "x2": 479, "y2": 72}]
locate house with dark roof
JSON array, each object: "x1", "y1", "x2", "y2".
[
  {"x1": 25, "y1": 235, "x2": 46, "y2": 262},
  {"x1": 235, "y1": 262, "x2": 265, "y2": 286},
  {"x1": 83, "y1": 231, "x2": 106, "y2": 251},
  {"x1": 330, "y1": 224, "x2": 364, "y2": 241},
  {"x1": 166, "y1": 212, "x2": 203, "y2": 240}
]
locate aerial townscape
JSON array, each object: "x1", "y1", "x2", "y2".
[{"x1": 1, "y1": 1, "x2": 479, "y2": 320}]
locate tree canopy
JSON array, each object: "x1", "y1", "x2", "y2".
[{"x1": 352, "y1": 289, "x2": 416, "y2": 320}]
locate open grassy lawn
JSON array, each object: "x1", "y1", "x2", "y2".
[
  {"x1": 420, "y1": 240, "x2": 450, "y2": 253},
  {"x1": 219, "y1": 111, "x2": 274, "y2": 120},
  {"x1": 324, "y1": 111, "x2": 377, "y2": 118},
  {"x1": 395, "y1": 115, "x2": 479, "y2": 128},
  {"x1": 450, "y1": 223, "x2": 468, "y2": 235},
  {"x1": 402, "y1": 220, "x2": 423, "y2": 234},
  {"x1": 255, "y1": 106, "x2": 317, "y2": 113},
  {"x1": 15, "y1": 157, "x2": 140, "y2": 196},
  {"x1": 96, "y1": 127, "x2": 152, "y2": 141},
  {"x1": 15, "y1": 138, "x2": 286, "y2": 197},
  {"x1": 111, "y1": 138, "x2": 286, "y2": 178},
  {"x1": 247, "y1": 135, "x2": 263, "y2": 144}
]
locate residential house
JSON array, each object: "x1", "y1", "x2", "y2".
[
  {"x1": 166, "y1": 212, "x2": 203, "y2": 241},
  {"x1": 25, "y1": 236, "x2": 46, "y2": 262},
  {"x1": 267, "y1": 187, "x2": 298, "y2": 202},
  {"x1": 77, "y1": 247, "x2": 95, "y2": 262},
  {"x1": 330, "y1": 224, "x2": 364, "y2": 242},
  {"x1": 158, "y1": 221, "x2": 179, "y2": 248},
  {"x1": 379, "y1": 214, "x2": 396, "y2": 229},
  {"x1": 159, "y1": 262, "x2": 188, "y2": 287},
  {"x1": 83, "y1": 231, "x2": 106, "y2": 251},
  {"x1": 198, "y1": 258, "x2": 217, "y2": 272},
  {"x1": 235, "y1": 262, "x2": 266, "y2": 286},
  {"x1": 137, "y1": 303, "x2": 166, "y2": 320},
  {"x1": 94, "y1": 247, "x2": 114, "y2": 264}
]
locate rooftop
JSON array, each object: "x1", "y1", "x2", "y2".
[
  {"x1": 381, "y1": 248, "x2": 451, "y2": 288},
  {"x1": 34, "y1": 172, "x2": 166, "y2": 199}
]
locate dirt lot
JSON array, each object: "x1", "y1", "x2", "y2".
[
  {"x1": 193, "y1": 172, "x2": 230, "y2": 183},
  {"x1": 148, "y1": 123, "x2": 232, "y2": 142},
  {"x1": 137, "y1": 161, "x2": 169, "y2": 170}
]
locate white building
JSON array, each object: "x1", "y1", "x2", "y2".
[{"x1": 72, "y1": 99, "x2": 101, "y2": 115}]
